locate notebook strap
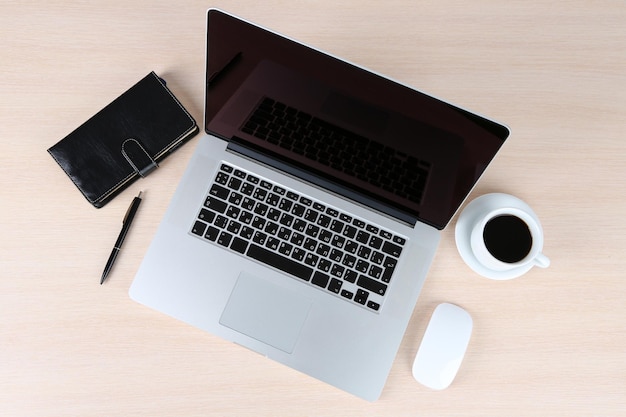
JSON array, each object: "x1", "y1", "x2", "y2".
[{"x1": 121, "y1": 138, "x2": 159, "y2": 177}]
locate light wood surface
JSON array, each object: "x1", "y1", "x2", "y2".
[{"x1": 2, "y1": 1, "x2": 625, "y2": 416}]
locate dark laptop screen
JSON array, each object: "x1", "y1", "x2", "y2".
[{"x1": 205, "y1": 10, "x2": 509, "y2": 229}]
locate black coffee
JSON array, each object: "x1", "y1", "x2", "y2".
[{"x1": 482, "y1": 215, "x2": 532, "y2": 263}]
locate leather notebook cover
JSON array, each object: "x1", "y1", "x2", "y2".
[{"x1": 48, "y1": 71, "x2": 199, "y2": 208}]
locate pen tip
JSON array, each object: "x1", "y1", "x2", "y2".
[{"x1": 138, "y1": 190, "x2": 143, "y2": 198}]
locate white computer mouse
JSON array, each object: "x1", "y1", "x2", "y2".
[{"x1": 412, "y1": 303, "x2": 473, "y2": 390}]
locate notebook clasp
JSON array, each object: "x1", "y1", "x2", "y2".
[{"x1": 121, "y1": 138, "x2": 159, "y2": 177}]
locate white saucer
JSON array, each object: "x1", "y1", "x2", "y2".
[{"x1": 455, "y1": 193, "x2": 539, "y2": 280}]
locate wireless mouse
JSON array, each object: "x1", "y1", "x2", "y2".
[{"x1": 412, "y1": 303, "x2": 473, "y2": 390}]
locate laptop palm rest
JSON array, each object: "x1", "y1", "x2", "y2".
[{"x1": 219, "y1": 272, "x2": 312, "y2": 354}]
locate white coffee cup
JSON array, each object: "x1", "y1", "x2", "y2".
[{"x1": 470, "y1": 206, "x2": 550, "y2": 272}]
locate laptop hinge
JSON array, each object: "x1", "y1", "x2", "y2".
[{"x1": 227, "y1": 137, "x2": 418, "y2": 227}]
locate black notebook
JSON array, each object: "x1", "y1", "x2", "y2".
[{"x1": 48, "y1": 71, "x2": 199, "y2": 208}]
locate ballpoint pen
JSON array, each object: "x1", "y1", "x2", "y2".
[{"x1": 100, "y1": 191, "x2": 143, "y2": 284}]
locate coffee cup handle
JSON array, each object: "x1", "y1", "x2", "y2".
[{"x1": 534, "y1": 253, "x2": 550, "y2": 268}]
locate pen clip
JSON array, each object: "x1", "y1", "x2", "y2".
[{"x1": 122, "y1": 191, "x2": 143, "y2": 224}]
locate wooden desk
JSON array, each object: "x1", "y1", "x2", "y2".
[{"x1": 2, "y1": 1, "x2": 625, "y2": 416}]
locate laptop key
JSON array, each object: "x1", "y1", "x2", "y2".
[
  {"x1": 293, "y1": 219, "x2": 307, "y2": 232},
  {"x1": 326, "y1": 208, "x2": 339, "y2": 217},
  {"x1": 381, "y1": 257, "x2": 398, "y2": 283},
  {"x1": 279, "y1": 213, "x2": 294, "y2": 227},
  {"x1": 355, "y1": 259, "x2": 369, "y2": 273},
  {"x1": 217, "y1": 231, "x2": 233, "y2": 247},
  {"x1": 266, "y1": 237, "x2": 280, "y2": 251},
  {"x1": 344, "y1": 241, "x2": 358, "y2": 254},
  {"x1": 368, "y1": 265, "x2": 383, "y2": 280},
  {"x1": 343, "y1": 225, "x2": 357, "y2": 239},
  {"x1": 329, "y1": 219, "x2": 344, "y2": 233},
  {"x1": 204, "y1": 226, "x2": 219, "y2": 241},
  {"x1": 228, "y1": 192, "x2": 243, "y2": 205},
  {"x1": 304, "y1": 209, "x2": 318, "y2": 222},
  {"x1": 292, "y1": 203, "x2": 306, "y2": 217},
  {"x1": 328, "y1": 278, "x2": 342, "y2": 293},
  {"x1": 339, "y1": 213, "x2": 352, "y2": 222},
  {"x1": 278, "y1": 242, "x2": 293, "y2": 256},
  {"x1": 226, "y1": 206, "x2": 240, "y2": 219},
  {"x1": 316, "y1": 243, "x2": 330, "y2": 257},
  {"x1": 290, "y1": 232, "x2": 304, "y2": 246},
  {"x1": 214, "y1": 215, "x2": 228, "y2": 229},
  {"x1": 370, "y1": 251, "x2": 385, "y2": 265},
  {"x1": 247, "y1": 244, "x2": 313, "y2": 281},
  {"x1": 227, "y1": 220, "x2": 242, "y2": 234},
  {"x1": 380, "y1": 230, "x2": 393, "y2": 240},
  {"x1": 205, "y1": 197, "x2": 227, "y2": 214},
  {"x1": 330, "y1": 264, "x2": 344, "y2": 277},
  {"x1": 305, "y1": 224, "x2": 320, "y2": 238},
  {"x1": 312, "y1": 271, "x2": 330, "y2": 288},
  {"x1": 240, "y1": 226, "x2": 254, "y2": 240},
  {"x1": 353, "y1": 219, "x2": 366, "y2": 228},
  {"x1": 215, "y1": 172, "x2": 229, "y2": 185},
  {"x1": 231, "y1": 237, "x2": 248, "y2": 254},
  {"x1": 354, "y1": 289, "x2": 369, "y2": 305},
  {"x1": 291, "y1": 247, "x2": 306, "y2": 261},
  {"x1": 252, "y1": 231, "x2": 267, "y2": 245},
  {"x1": 241, "y1": 197, "x2": 255, "y2": 211},
  {"x1": 227, "y1": 177, "x2": 242, "y2": 191},
  {"x1": 265, "y1": 221, "x2": 280, "y2": 237},
  {"x1": 277, "y1": 227, "x2": 291, "y2": 241},
  {"x1": 254, "y1": 202, "x2": 269, "y2": 216},
  {"x1": 266, "y1": 193, "x2": 281, "y2": 207},
  {"x1": 342, "y1": 254, "x2": 356, "y2": 269},
  {"x1": 240, "y1": 182, "x2": 255, "y2": 196},
  {"x1": 267, "y1": 208, "x2": 281, "y2": 221},
  {"x1": 357, "y1": 275, "x2": 388, "y2": 296},
  {"x1": 369, "y1": 235, "x2": 383, "y2": 250},
  {"x1": 198, "y1": 208, "x2": 215, "y2": 223},
  {"x1": 304, "y1": 253, "x2": 319, "y2": 267},
  {"x1": 341, "y1": 289, "x2": 353, "y2": 300},
  {"x1": 303, "y1": 238, "x2": 317, "y2": 251},
  {"x1": 191, "y1": 221, "x2": 207, "y2": 236},
  {"x1": 331, "y1": 235, "x2": 346, "y2": 249},
  {"x1": 367, "y1": 301, "x2": 380, "y2": 311},
  {"x1": 317, "y1": 214, "x2": 331, "y2": 228},
  {"x1": 209, "y1": 184, "x2": 230, "y2": 199},
  {"x1": 344, "y1": 269, "x2": 358, "y2": 283},
  {"x1": 356, "y1": 230, "x2": 370, "y2": 244},
  {"x1": 317, "y1": 258, "x2": 332, "y2": 272},
  {"x1": 381, "y1": 240, "x2": 403, "y2": 258},
  {"x1": 239, "y1": 210, "x2": 253, "y2": 225},
  {"x1": 329, "y1": 249, "x2": 343, "y2": 262},
  {"x1": 279, "y1": 198, "x2": 293, "y2": 211}
]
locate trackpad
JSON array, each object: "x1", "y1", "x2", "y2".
[{"x1": 219, "y1": 272, "x2": 312, "y2": 353}]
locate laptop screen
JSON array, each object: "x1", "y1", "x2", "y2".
[{"x1": 205, "y1": 10, "x2": 509, "y2": 230}]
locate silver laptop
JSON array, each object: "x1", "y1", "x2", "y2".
[{"x1": 129, "y1": 9, "x2": 510, "y2": 401}]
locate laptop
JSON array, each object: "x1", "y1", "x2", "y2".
[{"x1": 129, "y1": 9, "x2": 510, "y2": 401}]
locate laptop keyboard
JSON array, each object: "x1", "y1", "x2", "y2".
[{"x1": 189, "y1": 163, "x2": 406, "y2": 313}]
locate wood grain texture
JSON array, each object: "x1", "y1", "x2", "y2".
[{"x1": 1, "y1": 1, "x2": 625, "y2": 416}]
